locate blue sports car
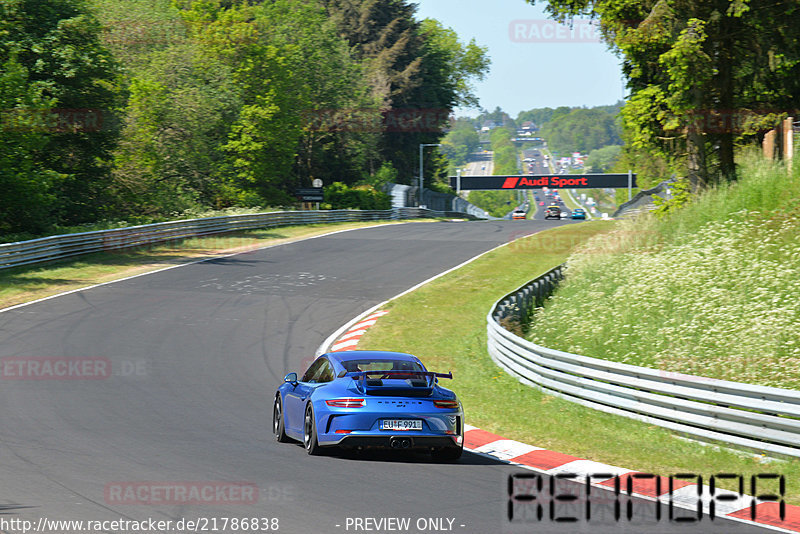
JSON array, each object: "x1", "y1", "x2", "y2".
[{"x1": 273, "y1": 350, "x2": 464, "y2": 460}]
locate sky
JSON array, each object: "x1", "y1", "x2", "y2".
[{"x1": 412, "y1": 0, "x2": 625, "y2": 119}]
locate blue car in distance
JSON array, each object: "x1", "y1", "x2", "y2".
[
  {"x1": 273, "y1": 350, "x2": 464, "y2": 460},
  {"x1": 571, "y1": 208, "x2": 587, "y2": 219}
]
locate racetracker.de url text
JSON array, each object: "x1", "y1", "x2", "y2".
[{"x1": 0, "y1": 517, "x2": 280, "y2": 533}]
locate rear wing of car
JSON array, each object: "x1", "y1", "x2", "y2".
[{"x1": 346, "y1": 370, "x2": 452, "y2": 396}]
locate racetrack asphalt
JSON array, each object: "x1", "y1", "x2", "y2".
[{"x1": 0, "y1": 220, "x2": 769, "y2": 534}]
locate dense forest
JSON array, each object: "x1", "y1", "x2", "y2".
[{"x1": 0, "y1": 0, "x2": 489, "y2": 238}]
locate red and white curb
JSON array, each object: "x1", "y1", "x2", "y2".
[
  {"x1": 329, "y1": 310, "x2": 388, "y2": 352},
  {"x1": 463, "y1": 424, "x2": 799, "y2": 532},
  {"x1": 316, "y1": 272, "x2": 798, "y2": 532}
]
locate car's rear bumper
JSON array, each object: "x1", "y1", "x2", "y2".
[{"x1": 324, "y1": 434, "x2": 462, "y2": 450}]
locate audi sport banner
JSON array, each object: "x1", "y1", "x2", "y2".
[{"x1": 451, "y1": 174, "x2": 636, "y2": 190}]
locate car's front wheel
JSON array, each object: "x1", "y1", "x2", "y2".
[
  {"x1": 304, "y1": 404, "x2": 321, "y2": 455},
  {"x1": 273, "y1": 395, "x2": 290, "y2": 443}
]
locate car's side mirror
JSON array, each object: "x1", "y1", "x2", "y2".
[{"x1": 284, "y1": 372, "x2": 298, "y2": 384}]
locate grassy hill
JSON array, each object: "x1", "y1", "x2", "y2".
[{"x1": 528, "y1": 153, "x2": 800, "y2": 389}]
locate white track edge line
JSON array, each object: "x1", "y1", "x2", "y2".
[{"x1": 0, "y1": 222, "x2": 404, "y2": 315}]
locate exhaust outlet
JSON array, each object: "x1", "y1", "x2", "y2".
[
  {"x1": 390, "y1": 438, "x2": 402, "y2": 449},
  {"x1": 401, "y1": 438, "x2": 411, "y2": 449}
]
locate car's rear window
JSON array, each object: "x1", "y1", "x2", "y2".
[{"x1": 341, "y1": 359, "x2": 424, "y2": 373}]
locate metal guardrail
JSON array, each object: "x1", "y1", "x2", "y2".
[
  {"x1": 383, "y1": 183, "x2": 491, "y2": 219},
  {"x1": 487, "y1": 265, "x2": 800, "y2": 458},
  {"x1": 0, "y1": 207, "x2": 480, "y2": 270},
  {"x1": 613, "y1": 178, "x2": 676, "y2": 218}
]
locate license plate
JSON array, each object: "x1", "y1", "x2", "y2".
[{"x1": 381, "y1": 419, "x2": 422, "y2": 431}]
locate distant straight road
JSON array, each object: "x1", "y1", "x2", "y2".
[
  {"x1": 0, "y1": 220, "x2": 765, "y2": 534},
  {"x1": 464, "y1": 151, "x2": 493, "y2": 176}
]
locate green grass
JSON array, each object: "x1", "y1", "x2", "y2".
[
  {"x1": 560, "y1": 189, "x2": 582, "y2": 212},
  {"x1": 355, "y1": 219, "x2": 800, "y2": 504},
  {"x1": 0, "y1": 219, "x2": 434, "y2": 310},
  {"x1": 529, "y1": 154, "x2": 800, "y2": 389},
  {"x1": 586, "y1": 187, "x2": 618, "y2": 213},
  {"x1": 658, "y1": 154, "x2": 800, "y2": 244}
]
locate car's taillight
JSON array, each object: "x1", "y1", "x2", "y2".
[
  {"x1": 433, "y1": 399, "x2": 459, "y2": 409},
  {"x1": 326, "y1": 398, "x2": 365, "y2": 408}
]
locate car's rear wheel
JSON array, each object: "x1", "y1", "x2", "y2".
[
  {"x1": 304, "y1": 404, "x2": 321, "y2": 455},
  {"x1": 273, "y1": 395, "x2": 290, "y2": 443},
  {"x1": 431, "y1": 444, "x2": 463, "y2": 462}
]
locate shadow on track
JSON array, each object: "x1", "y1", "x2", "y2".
[{"x1": 303, "y1": 446, "x2": 507, "y2": 466}]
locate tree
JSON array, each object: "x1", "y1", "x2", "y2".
[
  {"x1": 91, "y1": 0, "x2": 187, "y2": 71},
  {"x1": 0, "y1": 56, "x2": 61, "y2": 235},
  {"x1": 321, "y1": 0, "x2": 489, "y2": 182},
  {"x1": 323, "y1": 182, "x2": 391, "y2": 210},
  {"x1": 540, "y1": 106, "x2": 622, "y2": 154},
  {"x1": 266, "y1": 0, "x2": 381, "y2": 187},
  {"x1": 441, "y1": 119, "x2": 480, "y2": 167},
  {"x1": 417, "y1": 19, "x2": 490, "y2": 110},
  {"x1": 1, "y1": 0, "x2": 122, "y2": 226},
  {"x1": 111, "y1": 46, "x2": 242, "y2": 214},
  {"x1": 468, "y1": 190, "x2": 517, "y2": 217},
  {"x1": 517, "y1": 107, "x2": 556, "y2": 128},
  {"x1": 170, "y1": 0, "x2": 370, "y2": 205},
  {"x1": 528, "y1": 0, "x2": 800, "y2": 188},
  {"x1": 585, "y1": 144, "x2": 622, "y2": 173},
  {"x1": 475, "y1": 106, "x2": 516, "y2": 130}
]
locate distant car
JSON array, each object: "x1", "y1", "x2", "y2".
[
  {"x1": 512, "y1": 210, "x2": 526, "y2": 220},
  {"x1": 571, "y1": 208, "x2": 587, "y2": 220},
  {"x1": 561, "y1": 211, "x2": 570, "y2": 218},
  {"x1": 545, "y1": 206, "x2": 561, "y2": 220},
  {"x1": 274, "y1": 350, "x2": 463, "y2": 460}
]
